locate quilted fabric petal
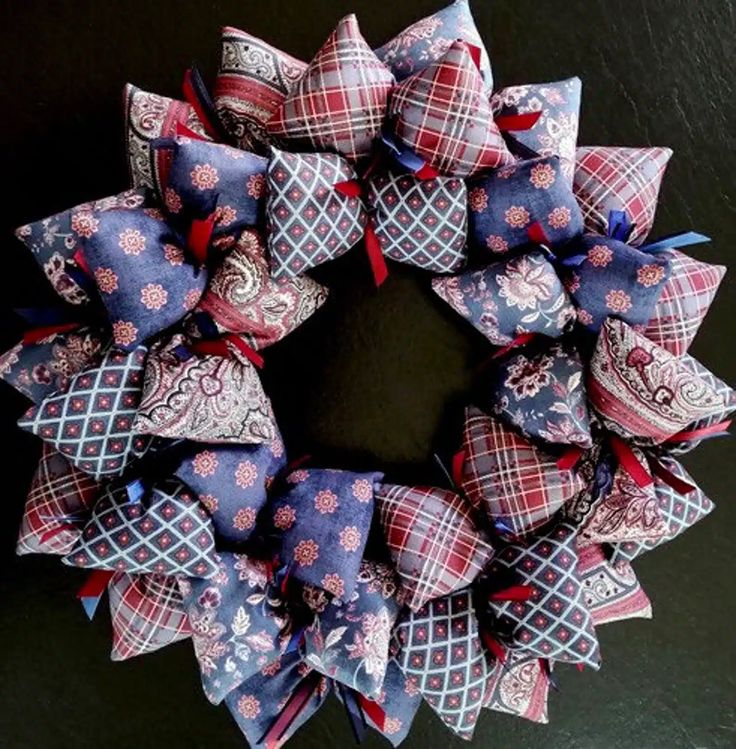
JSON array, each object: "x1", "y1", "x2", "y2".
[
  {"x1": 125, "y1": 84, "x2": 207, "y2": 199},
  {"x1": 588, "y1": 318, "x2": 730, "y2": 442},
  {"x1": 266, "y1": 148, "x2": 366, "y2": 278},
  {"x1": 565, "y1": 234, "x2": 670, "y2": 332},
  {"x1": 193, "y1": 228, "x2": 329, "y2": 348},
  {"x1": 303, "y1": 559, "x2": 401, "y2": 697},
  {"x1": 486, "y1": 522, "x2": 601, "y2": 668},
  {"x1": 469, "y1": 157, "x2": 583, "y2": 257},
  {"x1": 109, "y1": 572, "x2": 191, "y2": 661},
  {"x1": 393, "y1": 589, "x2": 495, "y2": 740},
  {"x1": 389, "y1": 40, "x2": 513, "y2": 177},
  {"x1": 0, "y1": 327, "x2": 105, "y2": 405},
  {"x1": 609, "y1": 457, "x2": 714, "y2": 564},
  {"x1": 175, "y1": 438, "x2": 286, "y2": 545},
  {"x1": 14, "y1": 188, "x2": 148, "y2": 305},
  {"x1": 267, "y1": 14, "x2": 393, "y2": 162},
  {"x1": 491, "y1": 77, "x2": 582, "y2": 183},
  {"x1": 17, "y1": 346, "x2": 152, "y2": 479},
  {"x1": 63, "y1": 477, "x2": 218, "y2": 578},
  {"x1": 376, "y1": 0, "x2": 493, "y2": 93},
  {"x1": 644, "y1": 249, "x2": 726, "y2": 356},
  {"x1": 432, "y1": 251, "x2": 577, "y2": 346},
  {"x1": 460, "y1": 407, "x2": 584, "y2": 538},
  {"x1": 577, "y1": 544, "x2": 652, "y2": 626},
  {"x1": 265, "y1": 468, "x2": 381, "y2": 599},
  {"x1": 485, "y1": 340, "x2": 592, "y2": 447},
  {"x1": 179, "y1": 552, "x2": 288, "y2": 704},
  {"x1": 483, "y1": 651, "x2": 550, "y2": 724},
  {"x1": 16, "y1": 445, "x2": 99, "y2": 556},
  {"x1": 214, "y1": 26, "x2": 307, "y2": 152},
  {"x1": 573, "y1": 146, "x2": 673, "y2": 245},
  {"x1": 366, "y1": 168, "x2": 467, "y2": 273},
  {"x1": 133, "y1": 334, "x2": 275, "y2": 444},
  {"x1": 375, "y1": 483, "x2": 493, "y2": 611}
]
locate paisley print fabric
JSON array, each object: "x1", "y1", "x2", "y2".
[
  {"x1": 588, "y1": 318, "x2": 729, "y2": 443},
  {"x1": 376, "y1": 0, "x2": 493, "y2": 93},
  {"x1": 193, "y1": 228, "x2": 329, "y2": 348},
  {"x1": 125, "y1": 84, "x2": 207, "y2": 199},
  {"x1": 14, "y1": 188, "x2": 148, "y2": 305},
  {"x1": 267, "y1": 15, "x2": 393, "y2": 162},
  {"x1": 484, "y1": 652, "x2": 550, "y2": 724},
  {"x1": 133, "y1": 334, "x2": 275, "y2": 444},
  {"x1": 432, "y1": 251, "x2": 576, "y2": 346},
  {"x1": 214, "y1": 26, "x2": 307, "y2": 152},
  {"x1": 0, "y1": 327, "x2": 105, "y2": 404},
  {"x1": 389, "y1": 40, "x2": 512, "y2": 178},
  {"x1": 491, "y1": 77, "x2": 582, "y2": 182},
  {"x1": 468, "y1": 156, "x2": 584, "y2": 255}
]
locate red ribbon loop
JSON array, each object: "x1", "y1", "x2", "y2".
[
  {"x1": 182, "y1": 68, "x2": 222, "y2": 142},
  {"x1": 175, "y1": 121, "x2": 209, "y2": 141},
  {"x1": 665, "y1": 420, "x2": 732, "y2": 443},
  {"x1": 481, "y1": 631, "x2": 506, "y2": 664},
  {"x1": 23, "y1": 322, "x2": 80, "y2": 345},
  {"x1": 466, "y1": 42, "x2": 483, "y2": 72},
  {"x1": 495, "y1": 111, "x2": 543, "y2": 132},
  {"x1": 72, "y1": 247, "x2": 92, "y2": 277},
  {"x1": 451, "y1": 450, "x2": 466, "y2": 489},
  {"x1": 415, "y1": 162, "x2": 440, "y2": 180},
  {"x1": 489, "y1": 584, "x2": 535, "y2": 602},
  {"x1": 333, "y1": 180, "x2": 363, "y2": 198},
  {"x1": 609, "y1": 436, "x2": 653, "y2": 489},
  {"x1": 190, "y1": 334, "x2": 264, "y2": 369},
  {"x1": 527, "y1": 221, "x2": 550, "y2": 247},
  {"x1": 187, "y1": 213, "x2": 216, "y2": 265},
  {"x1": 492, "y1": 332, "x2": 537, "y2": 360},
  {"x1": 557, "y1": 446, "x2": 585, "y2": 472}
]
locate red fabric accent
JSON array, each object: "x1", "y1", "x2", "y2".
[
  {"x1": 23, "y1": 323, "x2": 79, "y2": 345},
  {"x1": 496, "y1": 111, "x2": 543, "y2": 132},
  {"x1": 223, "y1": 334, "x2": 265, "y2": 369},
  {"x1": 357, "y1": 695, "x2": 386, "y2": 732},
  {"x1": 557, "y1": 446, "x2": 585, "y2": 471},
  {"x1": 260, "y1": 671, "x2": 321, "y2": 746},
  {"x1": 415, "y1": 162, "x2": 440, "y2": 180},
  {"x1": 333, "y1": 179, "x2": 363, "y2": 198},
  {"x1": 188, "y1": 340, "x2": 231, "y2": 359},
  {"x1": 482, "y1": 631, "x2": 506, "y2": 663},
  {"x1": 466, "y1": 43, "x2": 482, "y2": 72},
  {"x1": 182, "y1": 68, "x2": 221, "y2": 141},
  {"x1": 39, "y1": 524, "x2": 78, "y2": 545},
  {"x1": 364, "y1": 221, "x2": 389, "y2": 286},
  {"x1": 492, "y1": 333, "x2": 537, "y2": 359},
  {"x1": 76, "y1": 569, "x2": 115, "y2": 600},
  {"x1": 187, "y1": 213, "x2": 216, "y2": 265},
  {"x1": 489, "y1": 585, "x2": 535, "y2": 602},
  {"x1": 527, "y1": 220, "x2": 550, "y2": 247},
  {"x1": 72, "y1": 248, "x2": 92, "y2": 277},
  {"x1": 452, "y1": 450, "x2": 466, "y2": 488},
  {"x1": 648, "y1": 457, "x2": 697, "y2": 494},
  {"x1": 175, "y1": 121, "x2": 209, "y2": 141},
  {"x1": 287, "y1": 454, "x2": 313, "y2": 472},
  {"x1": 609, "y1": 435, "x2": 653, "y2": 489},
  {"x1": 665, "y1": 420, "x2": 732, "y2": 443},
  {"x1": 576, "y1": 663, "x2": 585, "y2": 673},
  {"x1": 189, "y1": 336, "x2": 264, "y2": 369}
]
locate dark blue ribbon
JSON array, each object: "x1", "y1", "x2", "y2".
[
  {"x1": 380, "y1": 128, "x2": 428, "y2": 174},
  {"x1": 337, "y1": 683, "x2": 368, "y2": 744},
  {"x1": 607, "y1": 209, "x2": 634, "y2": 242},
  {"x1": 14, "y1": 307, "x2": 81, "y2": 327}
]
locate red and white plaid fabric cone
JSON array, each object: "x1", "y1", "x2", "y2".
[{"x1": 267, "y1": 14, "x2": 393, "y2": 162}]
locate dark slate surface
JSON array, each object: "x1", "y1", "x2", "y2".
[{"x1": 0, "y1": 1, "x2": 734, "y2": 747}]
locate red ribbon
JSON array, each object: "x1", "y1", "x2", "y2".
[
  {"x1": 187, "y1": 213, "x2": 216, "y2": 265},
  {"x1": 72, "y1": 247, "x2": 92, "y2": 277},
  {"x1": 451, "y1": 450, "x2": 466, "y2": 489},
  {"x1": 175, "y1": 121, "x2": 209, "y2": 141},
  {"x1": 189, "y1": 334, "x2": 264, "y2": 369},
  {"x1": 414, "y1": 162, "x2": 440, "y2": 180},
  {"x1": 609, "y1": 435, "x2": 653, "y2": 489},
  {"x1": 527, "y1": 221, "x2": 550, "y2": 247},
  {"x1": 23, "y1": 323, "x2": 79, "y2": 345},
  {"x1": 489, "y1": 585, "x2": 535, "y2": 602},
  {"x1": 647, "y1": 457, "x2": 697, "y2": 495},
  {"x1": 576, "y1": 663, "x2": 585, "y2": 673},
  {"x1": 357, "y1": 695, "x2": 386, "y2": 732},
  {"x1": 492, "y1": 333, "x2": 537, "y2": 360},
  {"x1": 182, "y1": 68, "x2": 222, "y2": 142},
  {"x1": 76, "y1": 570, "x2": 115, "y2": 600},
  {"x1": 495, "y1": 111, "x2": 543, "y2": 132},
  {"x1": 665, "y1": 420, "x2": 732, "y2": 443},
  {"x1": 259, "y1": 671, "x2": 322, "y2": 747},
  {"x1": 557, "y1": 446, "x2": 585, "y2": 472},
  {"x1": 466, "y1": 43, "x2": 483, "y2": 72},
  {"x1": 333, "y1": 180, "x2": 363, "y2": 198},
  {"x1": 481, "y1": 631, "x2": 506, "y2": 664}
]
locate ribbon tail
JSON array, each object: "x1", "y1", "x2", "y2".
[
  {"x1": 609, "y1": 436, "x2": 653, "y2": 489},
  {"x1": 492, "y1": 333, "x2": 537, "y2": 359},
  {"x1": 647, "y1": 457, "x2": 697, "y2": 495},
  {"x1": 258, "y1": 671, "x2": 322, "y2": 746},
  {"x1": 364, "y1": 222, "x2": 389, "y2": 287},
  {"x1": 187, "y1": 212, "x2": 216, "y2": 265},
  {"x1": 182, "y1": 66, "x2": 230, "y2": 143},
  {"x1": 557, "y1": 446, "x2": 585, "y2": 471},
  {"x1": 76, "y1": 570, "x2": 114, "y2": 621},
  {"x1": 357, "y1": 695, "x2": 386, "y2": 733},
  {"x1": 665, "y1": 420, "x2": 732, "y2": 444},
  {"x1": 495, "y1": 111, "x2": 542, "y2": 132},
  {"x1": 338, "y1": 684, "x2": 368, "y2": 744}
]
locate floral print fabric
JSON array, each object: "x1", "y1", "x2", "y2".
[
  {"x1": 303, "y1": 560, "x2": 401, "y2": 697},
  {"x1": 486, "y1": 340, "x2": 592, "y2": 447},
  {"x1": 468, "y1": 156, "x2": 583, "y2": 255},
  {"x1": 483, "y1": 651, "x2": 550, "y2": 724},
  {"x1": 432, "y1": 251, "x2": 576, "y2": 346},
  {"x1": 179, "y1": 552, "x2": 288, "y2": 704},
  {"x1": 265, "y1": 468, "x2": 382, "y2": 599}
]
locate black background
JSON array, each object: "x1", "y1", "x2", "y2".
[{"x1": 1, "y1": 1, "x2": 734, "y2": 747}]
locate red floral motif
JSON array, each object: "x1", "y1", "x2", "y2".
[
  {"x1": 199, "y1": 494, "x2": 219, "y2": 513},
  {"x1": 548, "y1": 206, "x2": 571, "y2": 229},
  {"x1": 504, "y1": 353, "x2": 555, "y2": 399},
  {"x1": 294, "y1": 539, "x2": 320, "y2": 566},
  {"x1": 486, "y1": 235, "x2": 509, "y2": 254},
  {"x1": 637, "y1": 263, "x2": 666, "y2": 287},
  {"x1": 529, "y1": 162, "x2": 556, "y2": 189},
  {"x1": 384, "y1": 717, "x2": 402, "y2": 735},
  {"x1": 605, "y1": 289, "x2": 633, "y2": 313},
  {"x1": 321, "y1": 572, "x2": 345, "y2": 598},
  {"x1": 163, "y1": 243, "x2": 185, "y2": 266},
  {"x1": 314, "y1": 489, "x2": 339, "y2": 514},
  {"x1": 468, "y1": 187, "x2": 488, "y2": 212},
  {"x1": 183, "y1": 288, "x2": 201, "y2": 310},
  {"x1": 247, "y1": 173, "x2": 266, "y2": 199},
  {"x1": 235, "y1": 460, "x2": 258, "y2": 489},
  {"x1": 140, "y1": 283, "x2": 169, "y2": 311},
  {"x1": 237, "y1": 694, "x2": 261, "y2": 719},
  {"x1": 565, "y1": 272, "x2": 581, "y2": 294},
  {"x1": 504, "y1": 205, "x2": 531, "y2": 228},
  {"x1": 273, "y1": 505, "x2": 296, "y2": 530},
  {"x1": 70, "y1": 211, "x2": 99, "y2": 238},
  {"x1": 216, "y1": 205, "x2": 238, "y2": 227},
  {"x1": 192, "y1": 450, "x2": 219, "y2": 477},
  {"x1": 164, "y1": 188, "x2": 182, "y2": 214},
  {"x1": 118, "y1": 228, "x2": 146, "y2": 255},
  {"x1": 339, "y1": 526, "x2": 362, "y2": 553},
  {"x1": 94, "y1": 267, "x2": 118, "y2": 294},
  {"x1": 496, "y1": 166, "x2": 517, "y2": 179},
  {"x1": 577, "y1": 308, "x2": 594, "y2": 326},
  {"x1": 587, "y1": 244, "x2": 613, "y2": 267},
  {"x1": 352, "y1": 479, "x2": 373, "y2": 503},
  {"x1": 497, "y1": 256, "x2": 555, "y2": 310},
  {"x1": 288, "y1": 470, "x2": 310, "y2": 484},
  {"x1": 190, "y1": 163, "x2": 219, "y2": 190},
  {"x1": 271, "y1": 438, "x2": 285, "y2": 458},
  {"x1": 112, "y1": 320, "x2": 138, "y2": 346},
  {"x1": 233, "y1": 507, "x2": 257, "y2": 531}
]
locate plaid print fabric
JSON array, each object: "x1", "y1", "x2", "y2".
[
  {"x1": 366, "y1": 169, "x2": 467, "y2": 273},
  {"x1": 577, "y1": 544, "x2": 651, "y2": 627},
  {"x1": 267, "y1": 14, "x2": 393, "y2": 162},
  {"x1": 389, "y1": 40, "x2": 512, "y2": 178},
  {"x1": 17, "y1": 346, "x2": 152, "y2": 479},
  {"x1": 609, "y1": 457, "x2": 714, "y2": 565},
  {"x1": 484, "y1": 651, "x2": 550, "y2": 724},
  {"x1": 63, "y1": 477, "x2": 218, "y2": 578},
  {"x1": 125, "y1": 84, "x2": 207, "y2": 200},
  {"x1": 17, "y1": 444, "x2": 99, "y2": 556},
  {"x1": 573, "y1": 146, "x2": 672, "y2": 245},
  {"x1": 393, "y1": 589, "x2": 494, "y2": 739},
  {"x1": 109, "y1": 573, "x2": 191, "y2": 661},
  {"x1": 644, "y1": 250, "x2": 726, "y2": 356},
  {"x1": 214, "y1": 26, "x2": 307, "y2": 152},
  {"x1": 486, "y1": 522, "x2": 601, "y2": 668},
  {"x1": 375, "y1": 483, "x2": 493, "y2": 611},
  {"x1": 460, "y1": 407, "x2": 585, "y2": 538},
  {"x1": 266, "y1": 148, "x2": 366, "y2": 278}
]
